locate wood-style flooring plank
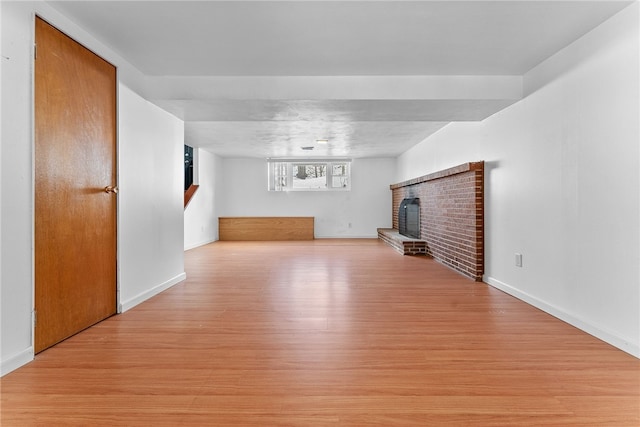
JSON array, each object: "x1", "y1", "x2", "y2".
[{"x1": 1, "y1": 239, "x2": 638, "y2": 426}]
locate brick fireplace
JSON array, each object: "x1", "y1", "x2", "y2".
[{"x1": 378, "y1": 162, "x2": 484, "y2": 281}]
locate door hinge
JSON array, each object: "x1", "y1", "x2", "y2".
[
  {"x1": 32, "y1": 310, "x2": 37, "y2": 328},
  {"x1": 34, "y1": 43, "x2": 37, "y2": 60}
]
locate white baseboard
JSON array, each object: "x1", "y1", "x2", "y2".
[
  {"x1": 315, "y1": 235, "x2": 379, "y2": 239},
  {"x1": 1, "y1": 347, "x2": 34, "y2": 377},
  {"x1": 184, "y1": 238, "x2": 217, "y2": 251},
  {"x1": 118, "y1": 272, "x2": 187, "y2": 313},
  {"x1": 485, "y1": 276, "x2": 640, "y2": 359},
  {"x1": 2, "y1": 273, "x2": 188, "y2": 376}
]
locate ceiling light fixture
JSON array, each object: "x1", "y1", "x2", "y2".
[{"x1": 315, "y1": 139, "x2": 328, "y2": 144}]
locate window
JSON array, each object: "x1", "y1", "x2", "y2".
[{"x1": 268, "y1": 159, "x2": 351, "y2": 191}]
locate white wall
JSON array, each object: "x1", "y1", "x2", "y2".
[
  {"x1": 218, "y1": 158, "x2": 395, "y2": 238},
  {"x1": 118, "y1": 84, "x2": 186, "y2": 311},
  {"x1": 1, "y1": 1, "x2": 186, "y2": 375},
  {"x1": 2, "y1": 0, "x2": 40, "y2": 376},
  {"x1": 397, "y1": 3, "x2": 640, "y2": 357},
  {"x1": 184, "y1": 148, "x2": 222, "y2": 249},
  {"x1": 0, "y1": 1, "x2": 4, "y2": 376}
]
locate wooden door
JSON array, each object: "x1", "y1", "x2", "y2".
[{"x1": 34, "y1": 17, "x2": 117, "y2": 353}]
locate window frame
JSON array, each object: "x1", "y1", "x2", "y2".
[{"x1": 267, "y1": 158, "x2": 352, "y2": 192}]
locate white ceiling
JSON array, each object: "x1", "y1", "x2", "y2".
[{"x1": 49, "y1": 0, "x2": 633, "y2": 158}]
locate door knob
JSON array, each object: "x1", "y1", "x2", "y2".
[{"x1": 104, "y1": 185, "x2": 119, "y2": 194}]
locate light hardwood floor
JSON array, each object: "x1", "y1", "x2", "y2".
[{"x1": 2, "y1": 239, "x2": 639, "y2": 426}]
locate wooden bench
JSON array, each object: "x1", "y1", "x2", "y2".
[{"x1": 219, "y1": 217, "x2": 314, "y2": 241}]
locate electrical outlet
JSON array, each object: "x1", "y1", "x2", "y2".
[{"x1": 515, "y1": 253, "x2": 523, "y2": 267}]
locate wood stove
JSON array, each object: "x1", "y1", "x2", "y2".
[{"x1": 398, "y1": 198, "x2": 420, "y2": 239}]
